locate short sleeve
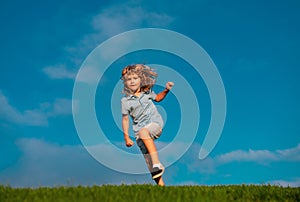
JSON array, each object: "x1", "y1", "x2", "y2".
[
  {"x1": 149, "y1": 90, "x2": 157, "y2": 100},
  {"x1": 121, "y1": 98, "x2": 129, "y2": 115}
]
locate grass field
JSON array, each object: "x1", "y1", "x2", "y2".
[{"x1": 1, "y1": 184, "x2": 299, "y2": 202}]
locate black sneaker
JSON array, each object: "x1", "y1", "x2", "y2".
[{"x1": 151, "y1": 163, "x2": 164, "y2": 179}]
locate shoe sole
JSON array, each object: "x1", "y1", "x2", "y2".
[{"x1": 151, "y1": 167, "x2": 164, "y2": 179}]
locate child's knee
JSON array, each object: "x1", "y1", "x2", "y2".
[{"x1": 138, "y1": 128, "x2": 151, "y2": 139}]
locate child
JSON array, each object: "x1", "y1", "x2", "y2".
[{"x1": 120, "y1": 64, "x2": 174, "y2": 186}]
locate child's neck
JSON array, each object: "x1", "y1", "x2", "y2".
[{"x1": 133, "y1": 88, "x2": 141, "y2": 97}]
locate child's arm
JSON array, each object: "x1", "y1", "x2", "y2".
[
  {"x1": 155, "y1": 82, "x2": 174, "y2": 102},
  {"x1": 122, "y1": 114, "x2": 134, "y2": 147}
]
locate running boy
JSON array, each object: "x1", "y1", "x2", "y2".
[{"x1": 120, "y1": 64, "x2": 174, "y2": 186}]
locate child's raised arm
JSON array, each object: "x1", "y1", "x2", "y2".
[{"x1": 155, "y1": 82, "x2": 174, "y2": 102}]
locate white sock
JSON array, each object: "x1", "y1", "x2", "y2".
[{"x1": 153, "y1": 163, "x2": 161, "y2": 168}]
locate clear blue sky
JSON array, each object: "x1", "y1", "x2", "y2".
[{"x1": 0, "y1": 0, "x2": 300, "y2": 187}]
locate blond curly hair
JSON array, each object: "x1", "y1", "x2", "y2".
[{"x1": 121, "y1": 64, "x2": 158, "y2": 96}]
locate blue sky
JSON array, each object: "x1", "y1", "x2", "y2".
[{"x1": 0, "y1": 0, "x2": 300, "y2": 187}]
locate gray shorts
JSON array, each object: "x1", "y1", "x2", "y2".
[{"x1": 136, "y1": 123, "x2": 162, "y2": 154}]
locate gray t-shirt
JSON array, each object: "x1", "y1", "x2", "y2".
[{"x1": 121, "y1": 91, "x2": 164, "y2": 133}]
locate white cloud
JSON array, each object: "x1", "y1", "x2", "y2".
[
  {"x1": 86, "y1": 2, "x2": 173, "y2": 52},
  {"x1": 92, "y1": 4, "x2": 174, "y2": 38},
  {"x1": 267, "y1": 178, "x2": 300, "y2": 187},
  {"x1": 44, "y1": 1, "x2": 174, "y2": 80},
  {"x1": 48, "y1": 98, "x2": 72, "y2": 117},
  {"x1": 216, "y1": 149, "x2": 278, "y2": 165},
  {"x1": 0, "y1": 91, "x2": 48, "y2": 126},
  {"x1": 276, "y1": 144, "x2": 300, "y2": 161},
  {"x1": 0, "y1": 91, "x2": 72, "y2": 126},
  {"x1": 215, "y1": 144, "x2": 300, "y2": 165},
  {"x1": 43, "y1": 64, "x2": 77, "y2": 80},
  {"x1": 179, "y1": 143, "x2": 300, "y2": 176}
]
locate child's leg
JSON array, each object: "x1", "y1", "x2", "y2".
[
  {"x1": 137, "y1": 123, "x2": 164, "y2": 180},
  {"x1": 138, "y1": 128, "x2": 160, "y2": 165},
  {"x1": 154, "y1": 176, "x2": 165, "y2": 186},
  {"x1": 137, "y1": 139, "x2": 165, "y2": 182},
  {"x1": 141, "y1": 151, "x2": 164, "y2": 186}
]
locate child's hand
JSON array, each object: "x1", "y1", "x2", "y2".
[
  {"x1": 166, "y1": 82, "x2": 174, "y2": 90},
  {"x1": 125, "y1": 137, "x2": 134, "y2": 147}
]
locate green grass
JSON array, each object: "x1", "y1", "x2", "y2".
[{"x1": 1, "y1": 184, "x2": 299, "y2": 202}]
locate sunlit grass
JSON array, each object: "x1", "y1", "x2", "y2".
[{"x1": 1, "y1": 184, "x2": 299, "y2": 202}]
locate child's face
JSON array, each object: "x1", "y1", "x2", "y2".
[{"x1": 125, "y1": 73, "x2": 141, "y2": 93}]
